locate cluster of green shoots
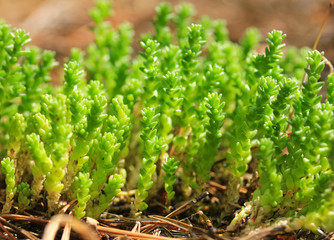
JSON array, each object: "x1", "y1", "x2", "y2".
[{"x1": 1, "y1": 0, "x2": 334, "y2": 234}]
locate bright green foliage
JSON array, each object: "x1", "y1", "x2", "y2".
[
  {"x1": 86, "y1": 0, "x2": 133, "y2": 97},
  {"x1": 64, "y1": 61, "x2": 85, "y2": 96},
  {"x1": 88, "y1": 173, "x2": 125, "y2": 218},
  {"x1": 176, "y1": 24, "x2": 206, "y2": 179},
  {"x1": 0, "y1": 26, "x2": 30, "y2": 110},
  {"x1": 107, "y1": 96, "x2": 132, "y2": 158},
  {"x1": 162, "y1": 156, "x2": 179, "y2": 200},
  {"x1": 7, "y1": 113, "x2": 26, "y2": 161},
  {"x1": 301, "y1": 189, "x2": 334, "y2": 232},
  {"x1": 160, "y1": 45, "x2": 180, "y2": 74},
  {"x1": 18, "y1": 182, "x2": 31, "y2": 209},
  {"x1": 120, "y1": 77, "x2": 142, "y2": 111},
  {"x1": 21, "y1": 48, "x2": 58, "y2": 113},
  {"x1": 248, "y1": 76, "x2": 279, "y2": 131},
  {"x1": 239, "y1": 28, "x2": 261, "y2": 58},
  {"x1": 0, "y1": 24, "x2": 57, "y2": 146},
  {"x1": 196, "y1": 93, "x2": 225, "y2": 182},
  {"x1": 68, "y1": 90, "x2": 87, "y2": 135},
  {"x1": 173, "y1": 3, "x2": 195, "y2": 45},
  {"x1": 87, "y1": 95, "x2": 107, "y2": 136},
  {"x1": 89, "y1": 0, "x2": 112, "y2": 25},
  {"x1": 326, "y1": 73, "x2": 334, "y2": 105},
  {"x1": 153, "y1": 2, "x2": 173, "y2": 46},
  {"x1": 212, "y1": 20, "x2": 229, "y2": 43},
  {"x1": 134, "y1": 107, "x2": 167, "y2": 211},
  {"x1": 227, "y1": 106, "x2": 255, "y2": 177},
  {"x1": 228, "y1": 50, "x2": 333, "y2": 232},
  {"x1": 201, "y1": 64, "x2": 226, "y2": 98},
  {"x1": 180, "y1": 101, "x2": 207, "y2": 191},
  {"x1": 253, "y1": 139, "x2": 283, "y2": 215},
  {"x1": 39, "y1": 94, "x2": 72, "y2": 213},
  {"x1": 32, "y1": 113, "x2": 52, "y2": 143},
  {"x1": 139, "y1": 39, "x2": 161, "y2": 104},
  {"x1": 180, "y1": 24, "x2": 205, "y2": 78},
  {"x1": 26, "y1": 133, "x2": 52, "y2": 204},
  {"x1": 72, "y1": 172, "x2": 92, "y2": 219},
  {"x1": 159, "y1": 71, "x2": 183, "y2": 144},
  {"x1": 280, "y1": 47, "x2": 309, "y2": 80},
  {"x1": 66, "y1": 89, "x2": 107, "y2": 188},
  {"x1": 0, "y1": 1, "x2": 334, "y2": 235},
  {"x1": 253, "y1": 30, "x2": 286, "y2": 79},
  {"x1": 206, "y1": 41, "x2": 241, "y2": 111},
  {"x1": 1, "y1": 157, "x2": 16, "y2": 213},
  {"x1": 160, "y1": 72, "x2": 183, "y2": 113},
  {"x1": 285, "y1": 51, "x2": 327, "y2": 194},
  {"x1": 281, "y1": 51, "x2": 333, "y2": 222},
  {"x1": 0, "y1": 38, "x2": 125, "y2": 215},
  {"x1": 301, "y1": 50, "x2": 326, "y2": 112},
  {"x1": 89, "y1": 132, "x2": 120, "y2": 200},
  {"x1": 269, "y1": 77, "x2": 298, "y2": 153},
  {"x1": 227, "y1": 76, "x2": 279, "y2": 179}
]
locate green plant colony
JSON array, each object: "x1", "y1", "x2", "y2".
[{"x1": 0, "y1": 0, "x2": 334, "y2": 234}]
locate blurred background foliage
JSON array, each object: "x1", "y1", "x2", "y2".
[{"x1": 0, "y1": 0, "x2": 333, "y2": 83}]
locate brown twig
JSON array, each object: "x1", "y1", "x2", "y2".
[
  {"x1": 0, "y1": 216, "x2": 39, "y2": 240},
  {"x1": 1, "y1": 214, "x2": 49, "y2": 224},
  {"x1": 0, "y1": 231, "x2": 13, "y2": 240},
  {"x1": 97, "y1": 224, "x2": 185, "y2": 240},
  {"x1": 0, "y1": 220, "x2": 17, "y2": 240}
]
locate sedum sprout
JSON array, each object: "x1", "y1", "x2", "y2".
[{"x1": 1, "y1": 157, "x2": 17, "y2": 213}]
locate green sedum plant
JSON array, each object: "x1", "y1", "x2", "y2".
[
  {"x1": 1, "y1": 157, "x2": 16, "y2": 213},
  {"x1": 162, "y1": 156, "x2": 179, "y2": 201},
  {"x1": 1, "y1": 0, "x2": 334, "y2": 237}
]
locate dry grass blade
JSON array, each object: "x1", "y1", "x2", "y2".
[
  {"x1": 312, "y1": 0, "x2": 334, "y2": 51},
  {"x1": 97, "y1": 225, "x2": 186, "y2": 240},
  {"x1": 301, "y1": 0, "x2": 334, "y2": 88},
  {"x1": 42, "y1": 214, "x2": 99, "y2": 240},
  {"x1": 131, "y1": 221, "x2": 141, "y2": 232},
  {"x1": 61, "y1": 210, "x2": 74, "y2": 240}
]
